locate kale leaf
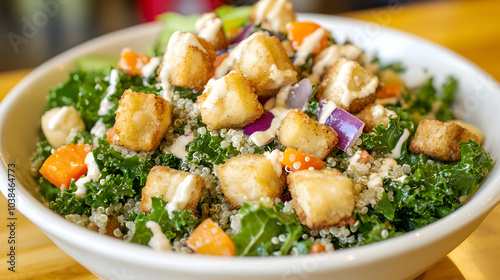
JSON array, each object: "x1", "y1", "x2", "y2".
[
  {"x1": 231, "y1": 203, "x2": 310, "y2": 256},
  {"x1": 303, "y1": 84, "x2": 319, "y2": 120},
  {"x1": 84, "y1": 169, "x2": 136, "y2": 209},
  {"x1": 49, "y1": 181, "x2": 89, "y2": 215},
  {"x1": 186, "y1": 132, "x2": 240, "y2": 166},
  {"x1": 131, "y1": 197, "x2": 199, "y2": 245},
  {"x1": 361, "y1": 116, "x2": 414, "y2": 156}
]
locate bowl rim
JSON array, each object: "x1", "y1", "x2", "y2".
[{"x1": 1, "y1": 13, "x2": 500, "y2": 277}]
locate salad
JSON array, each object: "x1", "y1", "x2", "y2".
[{"x1": 31, "y1": 0, "x2": 493, "y2": 257}]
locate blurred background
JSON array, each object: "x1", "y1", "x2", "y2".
[{"x1": 0, "y1": 0, "x2": 420, "y2": 72}]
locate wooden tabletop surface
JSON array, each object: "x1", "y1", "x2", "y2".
[{"x1": 1, "y1": 0, "x2": 500, "y2": 279}]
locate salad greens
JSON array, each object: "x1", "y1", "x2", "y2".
[
  {"x1": 132, "y1": 197, "x2": 199, "y2": 245},
  {"x1": 231, "y1": 203, "x2": 312, "y2": 256},
  {"x1": 32, "y1": 3, "x2": 494, "y2": 257}
]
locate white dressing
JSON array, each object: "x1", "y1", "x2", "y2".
[
  {"x1": 388, "y1": 128, "x2": 410, "y2": 159},
  {"x1": 294, "y1": 28, "x2": 327, "y2": 67},
  {"x1": 264, "y1": 149, "x2": 283, "y2": 177},
  {"x1": 318, "y1": 100, "x2": 337, "y2": 124},
  {"x1": 146, "y1": 221, "x2": 172, "y2": 251},
  {"x1": 196, "y1": 13, "x2": 223, "y2": 44},
  {"x1": 250, "y1": 107, "x2": 289, "y2": 146},
  {"x1": 165, "y1": 175, "x2": 197, "y2": 214},
  {"x1": 141, "y1": 56, "x2": 161, "y2": 79},
  {"x1": 201, "y1": 76, "x2": 228, "y2": 109},
  {"x1": 166, "y1": 133, "x2": 194, "y2": 160},
  {"x1": 98, "y1": 69, "x2": 120, "y2": 116},
  {"x1": 75, "y1": 152, "x2": 101, "y2": 199}
]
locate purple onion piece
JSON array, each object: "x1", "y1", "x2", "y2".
[
  {"x1": 243, "y1": 111, "x2": 275, "y2": 135},
  {"x1": 323, "y1": 107, "x2": 365, "y2": 151},
  {"x1": 216, "y1": 48, "x2": 228, "y2": 56},
  {"x1": 229, "y1": 24, "x2": 253, "y2": 48},
  {"x1": 286, "y1": 78, "x2": 313, "y2": 109}
]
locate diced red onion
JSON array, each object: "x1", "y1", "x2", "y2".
[
  {"x1": 243, "y1": 111, "x2": 275, "y2": 135},
  {"x1": 229, "y1": 24, "x2": 253, "y2": 48},
  {"x1": 286, "y1": 78, "x2": 313, "y2": 109},
  {"x1": 320, "y1": 106, "x2": 365, "y2": 151},
  {"x1": 216, "y1": 48, "x2": 228, "y2": 56}
]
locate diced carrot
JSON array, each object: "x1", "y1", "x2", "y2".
[
  {"x1": 286, "y1": 21, "x2": 327, "y2": 54},
  {"x1": 39, "y1": 143, "x2": 92, "y2": 190},
  {"x1": 378, "y1": 85, "x2": 403, "y2": 99},
  {"x1": 210, "y1": 52, "x2": 229, "y2": 77},
  {"x1": 357, "y1": 150, "x2": 372, "y2": 164},
  {"x1": 310, "y1": 243, "x2": 326, "y2": 254},
  {"x1": 186, "y1": 218, "x2": 235, "y2": 256},
  {"x1": 117, "y1": 48, "x2": 151, "y2": 76},
  {"x1": 279, "y1": 148, "x2": 326, "y2": 172}
]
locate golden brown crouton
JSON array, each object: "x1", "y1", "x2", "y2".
[
  {"x1": 158, "y1": 31, "x2": 216, "y2": 92},
  {"x1": 109, "y1": 90, "x2": 172, "y2": 152},
  {"x1": 317, "y1": 57, "x2": 379, "y2": 113},
  {"x1": 195, "y1": 12, "x2": 228, "y2": 51},
  {"x1": 448, "y1": 120, "x2": 483, "y2": 145},
  {"x1": 140, "y1": 166, "x2": 204, "y2": 213},
  {"x1": 409, "y1": 119, "x2": 479, "y2": 162},
  {"x1": 216, "y1": 153, "x2": 286, "y2": 208},
  {"x1": 278, "y1": 109, "x2": 338, "y2": 160},
  {"x1": 249, "y1": 0, "x2": 296, "y2": 33},
  {"x1": 231, "y1": 33, "x2": 297, "y2": 97},
  {"x1": 197, "y1": 70, "x2": 264, "y2": 130},
  {"x1": 355, "y1": 104, "x2": 397, "y2": 133},
  {"x1": 288, "y1": 168, "x2": 354, "y2": 230}
]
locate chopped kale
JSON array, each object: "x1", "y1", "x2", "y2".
[
  {"x1": 186, "y1": 132, "x2": 240, "y2": 166},
  {"x1": 173, "y1": 86, "x2": 201, "y2": 102},
  {"x1": 231, "y1": 203, "x2": 311, "y2": 256},
  {"x1": 131, "y1": 197, "x2": 199, "y2": 245},
  {"x1": 303, "y1": 84, "x2": 319, "y2": 120},
  {"x1": 49, "y1": 181, "x2": 88, "y2": 215}
]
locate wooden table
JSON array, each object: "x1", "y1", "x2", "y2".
[{"x1": 1, "y1": 0, "x2": 499, "y2": 279}]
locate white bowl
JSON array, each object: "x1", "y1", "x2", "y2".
[{"x1": 1, "y1": 14, "x2": 500, "y2": 280}]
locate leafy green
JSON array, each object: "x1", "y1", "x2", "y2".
[
  {"x1": 131, "y1": 197, "x2": 199, "y2": 245},
  {"x1": 39, "y1": 177, "x2": 60, "y2": 203},
  {"x1": 150, "y1": 13, "x2": 201, "y2": 56},
  {"x1": 33, "y1": 140, "x2": 52, "y2": 166},
  {"x1": 173, "y1": 86, "x2": 201, "y2": 101},
  {"x1": 380, "y1": 62, "x2": 406, "y2": 73},
  {"x1": 392, "y1": 76, "x2": 458, "y2": 125},
  {"x1": 69, "y1": 130, "x2": 94, "y2": 145},
  {"x1": 186, "y1": 132, "x2": 240, "y2": 166},
  {"x1": 362, "y1": 116, "x2": 414, "y2": 156},
  {"x1": 303, "y1": 84, "x2": 319, "y2": 120},
  {"x1": 215, "y1": 5, "x2": 252, "y2": 32},
  {"x1": 49, "y1": 181, "x2": 88, "y2": 215},
  {"x1": 231, "y1": 203, "x2": 310, "y2": 256},
  {"x1": 84, "y1": 169, "x2": 136, "y2": 208}
]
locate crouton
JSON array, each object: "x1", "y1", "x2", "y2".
[
  {"x1": 309, "y1": 44, "x2": 364, "y2": 84},
  {"x1": 197, "y1": 70, "x2": 264, "y2": 130},
  {"x1": 288, "y1": 168, "x2": 354, "y2": 229},
  {"x1": 158, "y1": 31, "x2": 216, "y2": 92},
  {"x1": 317, "y1": 57, "x2": 379, "y2": 113},
  {"x1": 409, "y1": 119, "x2": 479, "y2": 162},
  {"x1": 195, "y1": 12, "x2": 228, "y2": 51},
  {"x1": 356, "y1": 104, "x2": 397, "y2": 133},
  {"x1": 216, "y1": 33, "x2": 297, "y2": 98},
  {"x1": 216, "y1": 153, "x2": 286, "y2": 208},
  {"x1": 278, "y1": 109, "x2": 338, "y2": 160},
  {"x1": 249, "y1": 0, "x2": 296, "y2": 33},
  {"x1": 108, "y1": 90, "x2": 172, "y2": 152},
  {"x1": 448, "y1": 120, "x2": 483, "y2": 145},
  {"x1": 140, "y1": 166, "x2": 205, "y2": 213}
]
